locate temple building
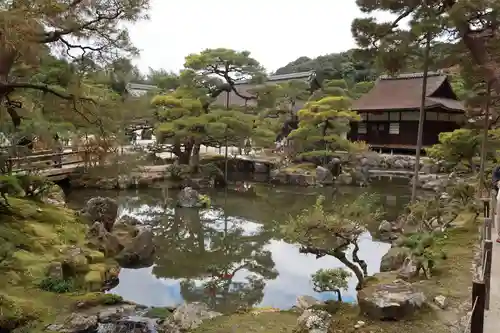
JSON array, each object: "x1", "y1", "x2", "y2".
[{"x1": 349, "y1": 72, "x2": 466, "y2": 153}]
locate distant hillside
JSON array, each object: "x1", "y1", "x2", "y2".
[
  {"x1": 275, "y1": 43, "x2": 458, "y2": 85},
  {"x1": 274, "y1": 49, "x2": 378, "y2": 84}
]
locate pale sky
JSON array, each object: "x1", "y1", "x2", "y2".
[{"x1": 128, "y1": 0, "x2": 395, "y2": 74}]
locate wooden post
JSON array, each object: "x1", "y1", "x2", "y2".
[
  {"x1": 483, "y1": 198, "x2": 490, "y2": 218},
  {"x1": 471, "y1": 280, "x2": 486, "y2": 333},
  {"x1": 485, "y1": 217, "x2": 492, "y2": 241},
  {"x1": 484, "y1": 240, "x2": 493, "y2": 310}
]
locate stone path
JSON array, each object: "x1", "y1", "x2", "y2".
[{"x1": 484, "y1": 226, "x2": 500, "y2": 333}]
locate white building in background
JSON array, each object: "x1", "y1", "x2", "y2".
[{"x1": 126, "y1": 83, "x2": 159, "y2": 97}]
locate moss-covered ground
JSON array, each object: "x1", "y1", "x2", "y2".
[
  {"x1": 0, "y1": 198, "x2": 122, "y2": 332},
  {"x1": 194, "y1": 215, "x2": 478, "y2": 333}
]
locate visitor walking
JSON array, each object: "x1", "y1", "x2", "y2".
[{"x1": 492, "y1": 165, "x2": 500, "y2": 243}]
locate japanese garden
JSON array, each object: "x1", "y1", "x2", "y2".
[{"x1": 1, "y1": 1, "x2": 500, "y2": 333}]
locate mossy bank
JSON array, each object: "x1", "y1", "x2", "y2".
[{"x1": 0, "y1": 198, "x2": 123, "y2": 332}]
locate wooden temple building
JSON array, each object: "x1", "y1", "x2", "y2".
[{"x1": 349, "y1": 72, "x2": 466, "y2": 154}]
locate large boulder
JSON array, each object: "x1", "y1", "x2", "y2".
[
  {"x1": 81, "y1": 197, "x2": 118, "y2": 231},
  {"x1": 46, "y1": 313, "x2": 98, "y2": 333},
  {"x1": 87, "y1": 221, "x2": 124, "y2": 257},
  {"x1": 336, "y1": 172, "x2": 353, "y2": 185},
  {"x1": 296, "y1": 295, "x2": 321, "y2": 312},
  {"x1": 166, "y1": 302, "x2": 222, "y2": 331},
  {"x1": 357, "y1": 280, "x2": 426, "y2": 320},
  {"x1": 316, "y1": 166, "x2": 334, "y2": 185},
  {"x1": 177, "y1": 187, "x2": 209, "y2": 208},
  {"x1": 41, "y1": 184, "x2": 66, "y2": 207},
  {"x1": 115, "y1": 228, "x2": 155, "y2": 268},
  {"x1": 380, "y1": 247, "x2": 411, "y2": 272},
  {"x1": 296, "y1": 309, "x2": 332, "y2": 333},
  {"x1": 113, "y1": 316, "x2": 159, "y2": 333}
]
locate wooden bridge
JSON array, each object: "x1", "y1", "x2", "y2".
[{"x1": 1, "y1": 146, "x2": 280, "y2": 182}]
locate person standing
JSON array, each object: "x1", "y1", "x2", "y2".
[{"x1": 492, "y1": 165, "x2": 500, "y2": 243}]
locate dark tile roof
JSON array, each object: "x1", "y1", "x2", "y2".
[
  {"x1": 234, "y1": 71, "x2": 314, "y2": 85},
  {"x1": 351, "y1": 72, "x2": 465, "y2": 113}
]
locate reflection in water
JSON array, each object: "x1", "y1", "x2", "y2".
[{"x1": 67, "y1": 183, "x2": 408, "y2": 311}]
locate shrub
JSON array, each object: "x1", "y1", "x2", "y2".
[{"x1": 38, "y1": 277, "x2": 75, "y2": 293}]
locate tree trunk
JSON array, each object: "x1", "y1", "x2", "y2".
[
  {"x1": 0, "y1": 51, "x2": 19, "y2": 127},
  {"x1": 411, "y1": 30, "x2": 431, "y2": 204},
  {"x1": 334, "y1": 251, "x2": 365, "y2": 290},
  {"x1": 334, "y1": 289, "x2": 342, "y2": 302},
  {"x1": 478, "y1": 83, "x2": 491, "y2": 194},
  {"x1": 173, "y1": 142, "x2": 193, "y2": 165},
  {"x1": 190, "y1": 143, "x2": 201, "y2": 172},
  {"x1": 352, "y1": 243, "x2": 368, "y2": 276},
  {"x1": 461, "y1": 30, "x2": 500, "y2": 96}
]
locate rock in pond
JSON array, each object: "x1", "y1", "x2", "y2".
[
  {"x1": 87, "y1": 222, "x2": 124, "y2": 257},
  {"x1": 80, "y1": 197, "x2": 118, "y2": 231},
  {"x1": 357, "y1": 280, "x2": 426, "y2": 320},
  {"x1": 116, "y1": 214, "x2": 141, "y2": 226},
  {"x1": 177, "y1": 187, "x2": 209, "y2": 208},
  {"x1": 115, "y1": 228, "x2": 155, "y2": 268},
  {"x1": 316, "y1": 166, "x2": 334, "y2": 185}
]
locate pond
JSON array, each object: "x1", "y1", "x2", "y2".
[{"x1": 66, "y1": 181, "x2": 410, "y2": 312}]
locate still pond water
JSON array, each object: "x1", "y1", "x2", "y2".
[{"x1": 67, "y1": 181, "x2": 410, "y2": 312}]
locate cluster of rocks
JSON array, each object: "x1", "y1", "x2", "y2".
[
  {"x1": 69, "y1": 166, "x2": 169, "y2": 190},
  {"x1": 176, "y1": 187, "x2": 210, "y2": 208},
  {"x1": 377, "y1": 220, "x2": 403, "y2": 242},
  {"x1": 80, "y1": 196, "x2": 156, "y2": 270},
  {"x1": 46, "y1": 302, "x2": 222, "y2": 333}
]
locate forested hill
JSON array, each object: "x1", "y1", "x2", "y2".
[
  {"x1": 274, "y1": 43, "x2": 457, "y2": 85},
  {"x1": 274, "y1": 50, "x2": 378, "y2": 84}
]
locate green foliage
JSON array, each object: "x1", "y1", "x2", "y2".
[
  {"x1": 426, "y1": 128, "x2": 500, "y2": 171},
  {"x1": 351, "y1": 0, "x2": 500, "y2": 94},
  {"x1": 0, "y1": 175, "x2": 24, "y2": 196},
  {"x1": 311, "y1": 268, "x2": 350, "y2": 301},
  {"x1": 289, "y1": 96, "x2": 361, "y2": 158},
  {"x1": 397, "y1": 232, "x2": 447, "y2": 278},
  {"x1": 15, "y1": 175, "x2": 53, "y2": 200},
  {"x1": 404, "y1": 182, "x2": 478, "y2": 231},
  {"x1": 282, "y1": 194, "x2": 382, "y2": 287},
  {"x1": 38, "y1": 277, "x2": 75, "y2": 294},
  {"x1": 275, "y1": 51, "x2": 378, "y2": 84}
]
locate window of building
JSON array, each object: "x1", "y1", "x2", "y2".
[
  {"x1": 358, "y1": 123, "x2": 367, "y2": 134},
  {"x1": 389, "y1": 122, "x2": 400, "y2": 135}
]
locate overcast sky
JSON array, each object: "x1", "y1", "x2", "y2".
[{"x1": 128, "y1": 0, "x2": 395, "y2": 74}]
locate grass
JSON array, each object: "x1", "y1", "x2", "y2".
[
  {"x1": 194, "y1": 215, "x2": 478, "y2": 333},
  {"x1": 193, "y1": 310, "x2": 299, "y2": 333},
  {"x1": 0, "y1": 197, "x2": 123, "y2": 332}
]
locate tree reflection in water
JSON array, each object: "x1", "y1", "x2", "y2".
[
  {"x1": 96, "y1": 182, "x2": 411, "y2": 311},
  {"x1": 131, "y1": 189, "x2": 279, "y2": 313}
]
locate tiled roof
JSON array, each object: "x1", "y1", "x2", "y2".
[
  {"x1": 234, "y1": 71, "x2": 314, "y2": 85},
  {"x1": 351, "y1": 72, "x2": 465, "y2": 113}
]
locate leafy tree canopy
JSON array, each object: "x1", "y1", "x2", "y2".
[
  {"x1": 0, "y1": 0, "x2": 150, "y2": 128},
  {"x1": 351, "y1": 0, "x2": 500, "y2": 95},
  {"x1": 275, "y1": 50, "x2": 378, "y2": 84}
]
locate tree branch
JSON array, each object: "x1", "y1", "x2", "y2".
[{"x1": 39, "y1": 10, "x2": 124, "y2": 44}]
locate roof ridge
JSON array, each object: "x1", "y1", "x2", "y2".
[{"x1": 379, "y1": 71, "x2": 445, "y2": 80}]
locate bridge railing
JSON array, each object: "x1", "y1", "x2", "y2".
[
  {"x1": 2, "y1": 149, "x2": 89, "y2": 174},
  {"x1": 467, "y1": 194, "x2": 494, "y2": 333}
]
